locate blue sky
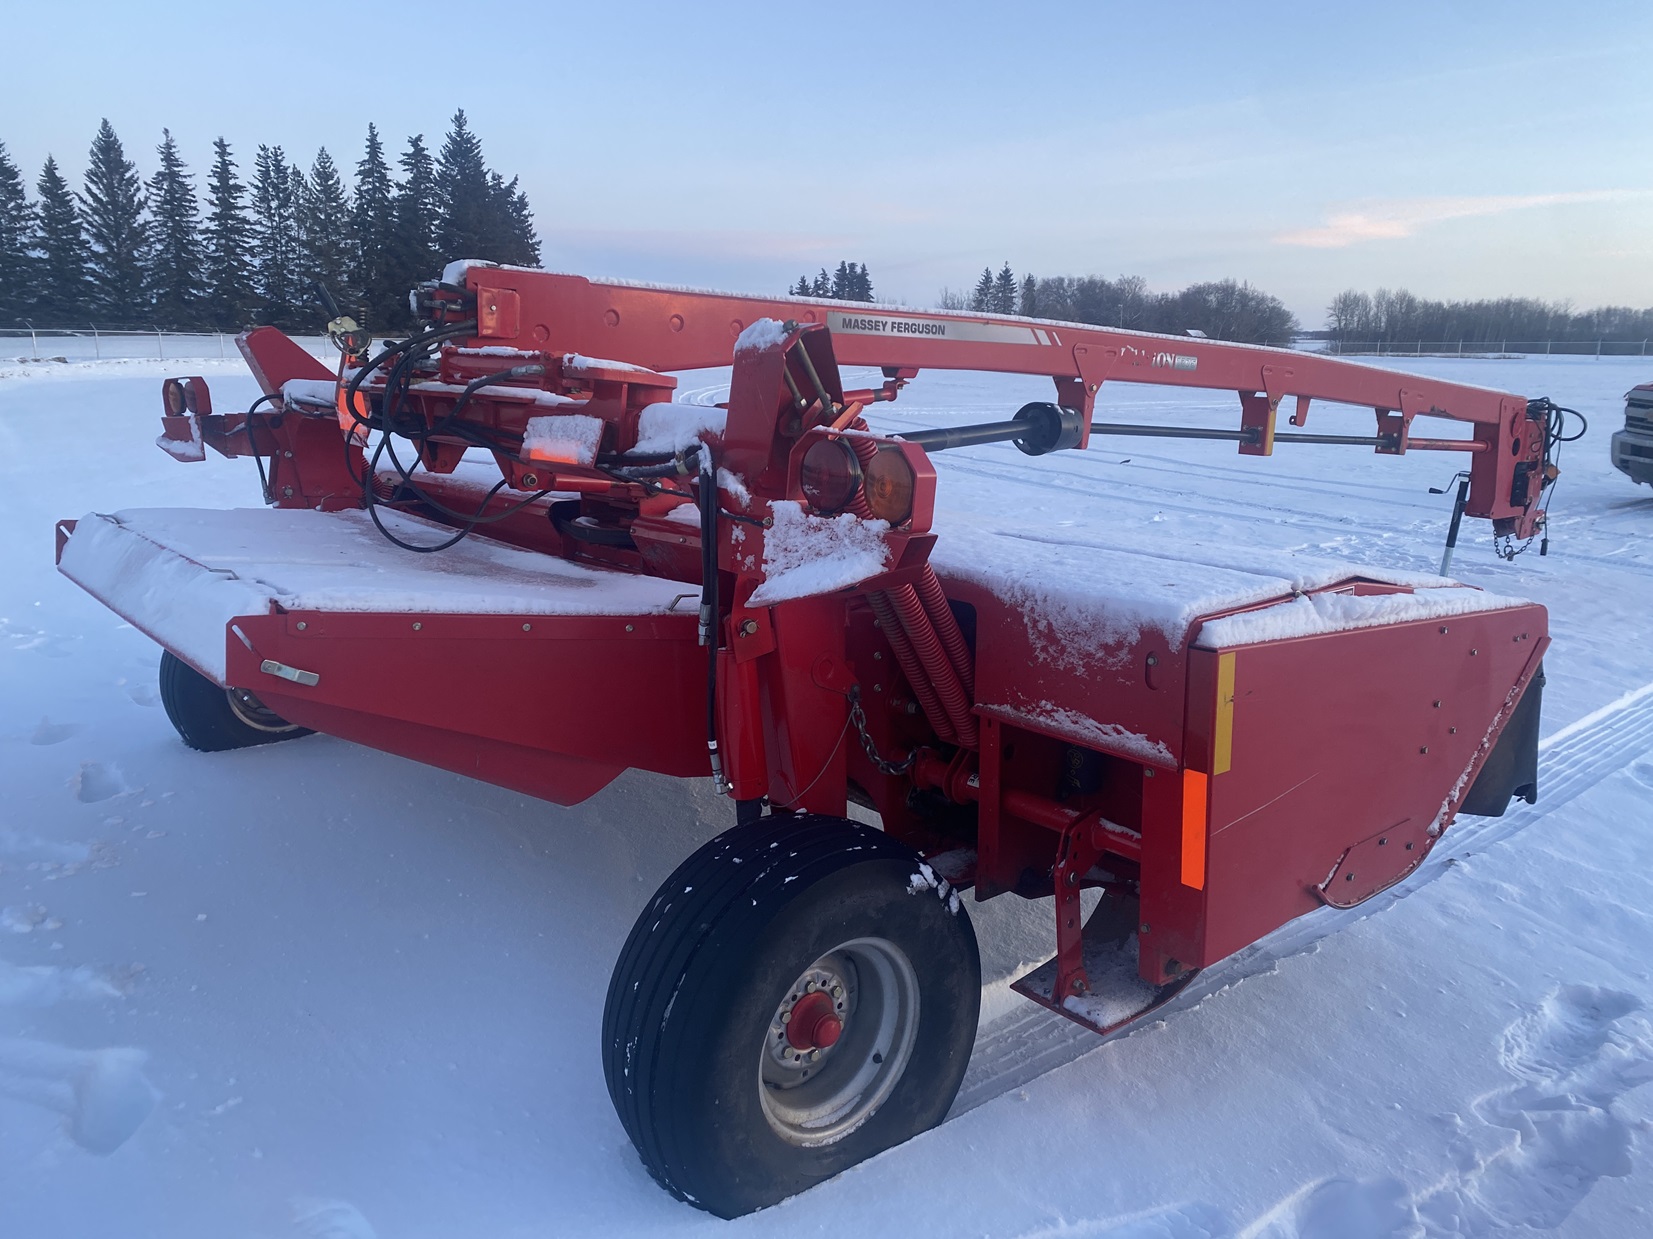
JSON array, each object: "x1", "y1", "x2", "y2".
[{"x1": 3, "y1": 0, "x2": 1650, "y2": 324}]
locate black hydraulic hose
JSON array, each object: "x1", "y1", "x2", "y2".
[
  {"x1": 346, "y1": 319, "x2": 476, "y2": 428},
  {"x1": 697, "y1": 449, "x2": 725, "y2": 790}
]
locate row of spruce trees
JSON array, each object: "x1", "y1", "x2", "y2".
[{"x1": 0, "y1": 110, "x2": 538, "y2": 334}]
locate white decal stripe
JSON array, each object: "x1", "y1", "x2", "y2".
[{"x1": 826, "y1": 311, "x2": 1045, "y2": 348}]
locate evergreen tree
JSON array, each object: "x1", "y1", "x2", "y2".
[
  {"x1": 385, "y1": 134, "x2": 438, "y2": 326},
  {"x1": 970, "y1": 267, "x2": 994, "y2": 312},
  {"x1": 850, "y1": 263, "x2": 873, "y2": 301},
  {"x1": 202, "y1": 138, "x2": 256, "y2": 331},
  {"x1": 251, "y1": 144, "x2": 301, "y2": 327},
  {"x1": 0, "y1": 142, "x2": 35, "y2": 322},
  {"x1": 80, "y1": 119, "x2": 149, "y2": 322},
  {"x1": 145, "y1": 129, "x2": 204, "y2": 329},
  {"x1": 791, "y1": 275, "x2": 811, "y2": 297},
  {"x1": 1019, "y1": 274, "x2": 1038, "y2": 316},
  {"x1": 811, "y1": 267, "x2": 830, "y2": 297},
  {"x1": 830, "y1": 260, "x2": 852, "y2": 299},
  {"x1": 434, "y1": 109, "x2": 493, "y2": 260},
  {"x1": 992, "y1": 263, "x2": 1017, "y2": 314},
  {"x1": 487, "y1": 171, "x2": 540, "y2": 267},
  {"x1": 350, "y1": 124, "x2": 398, "y2": 328},
  {"x1": 299, "y1": 147, "x2": 353, "y2": 314},
  {"x1": 35, "y1": 156, "x2": 92, "y2": 322}
]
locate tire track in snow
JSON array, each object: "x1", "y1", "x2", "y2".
[{"x1": 950, "y1": 678, "x2": 1653, "y2": 1117}]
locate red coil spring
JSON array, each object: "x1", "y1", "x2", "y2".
[
  {"x1": 844, "y1": 430, "x2": 980, "y2": 750},
  {"x1": 867, "y1": 591, "x2": 956, "y2": 745}
]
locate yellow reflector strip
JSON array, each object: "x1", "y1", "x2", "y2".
[
  {"x1": 1181, "y1": 768, "x2": 1208, "y2": 890},
  {"x1": 1213, "y1": 651, "x2": 1236, "y2": 776}
]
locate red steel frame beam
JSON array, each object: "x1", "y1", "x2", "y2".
[{"x1": 445, "y1": 268, "x2": 1544, "y2": 533}]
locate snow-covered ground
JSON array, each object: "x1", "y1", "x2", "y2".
[{"x1": 3, "y1": 352, "x2": 1652, "y2": 1237}]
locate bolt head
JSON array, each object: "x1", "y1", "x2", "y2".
[
  {"x1": 412, "y1": 622, "x2": 422, "y2": 631},
  {"x1": 295, "y1": 621, "x2": 307, "y2": 631}
]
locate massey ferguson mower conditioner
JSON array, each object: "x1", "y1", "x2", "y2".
[{"x1": 56, "y1": 264, "x2": 1560, "y2": 1216}]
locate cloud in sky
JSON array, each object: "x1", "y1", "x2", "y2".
[{"x1": 1274, "y1": 191, "x2": 1644, "y2": 248}]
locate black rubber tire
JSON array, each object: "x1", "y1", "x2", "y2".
[
  {"x1": 158, "y1": 651, "x2": 312, "y2": 753},
  {"x1": 602, "y1": 814, "x2": 980, "y2": 1218}
]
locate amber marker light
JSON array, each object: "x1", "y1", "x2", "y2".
[
  {"x1": 182, "y1": 377, "x2": 211, "y2": 415},
  {"x1": 862, "y1": 446, "x2": 916, "y2": 526},
  {"x1": 799, "y1": 437, "x2": 864, "y2": 514},
  {"x1": 162, "y1": 378, "x2": 187, "y2": 416}
]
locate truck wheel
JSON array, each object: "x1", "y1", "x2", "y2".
[
  {"x1": 158, "y1": 651, "x2": 311, "y2": 752},
  {"x1": 602, "y1": 814, "x2": 979, "y2": 1218}
]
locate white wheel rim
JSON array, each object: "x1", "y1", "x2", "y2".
[
  {"x1": 758, "y1": 936, "x2": 920, "y2": 1147},
  {"x1": 225, "y1": 687, "x2": 302, "y2": 734}
]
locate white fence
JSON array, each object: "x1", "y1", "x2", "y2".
[{"x1": 2, "y1": 327, "x2": 332, "y2": 363}]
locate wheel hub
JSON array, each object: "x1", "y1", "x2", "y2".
[
  {"x1": 767, "y1": 964, "x2": 850, "y2": 1070},
  {"x1": 758, "y1": 938, "x2": 920, "y2": 1147},
  {"x1": 785, "y1": 991, "x2": 843, "y2": 1051}
]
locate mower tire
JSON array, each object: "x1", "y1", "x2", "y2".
[
  {"x1": 602, "y1": 813, "x2": 979, "y2": 1218},
  {"x1": 159, "y1": 650, "x2": 312, "y2": 752}
]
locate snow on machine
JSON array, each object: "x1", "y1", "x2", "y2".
[{"x1": 56, "y1": 265, "x2": 1558, "y2": 1216}]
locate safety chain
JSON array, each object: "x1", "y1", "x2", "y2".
[
  {"x1": 1495, "y1": 531, "x2": 1536, "y2": 562},
  {"x1": 849, "y1": 685, "x2": 916, "y2": 776}
]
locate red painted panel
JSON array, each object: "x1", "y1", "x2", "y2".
[
  {"x1": 224, "y1": 609, "x2": 710, "y2": 800},
  {"x1": 1192, "y1": 603, "x2": 1547, "y2": 963}
]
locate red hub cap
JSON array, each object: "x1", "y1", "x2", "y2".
[{"x1": 785, "y1": 991, "x2": 843, "y2": 1050}]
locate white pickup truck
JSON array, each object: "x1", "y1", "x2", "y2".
[{"x1": 1612, "y1": 382, "x2": 1653, "y2": 485}]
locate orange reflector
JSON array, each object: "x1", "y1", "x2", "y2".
[
  {"x1": 336, "y1": 386, "x2": 370, "y2": 439},
  {"x1": 1180, "y1": 768, "x2": 1208, "y2": 890}
]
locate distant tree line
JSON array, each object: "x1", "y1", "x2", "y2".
[
  {"x1": 938, "y1": 264, "x2": 1299, "y2": 346},
  {"x1": 1325, "y1": 288, "x2": 1653, "y2": 345},
  {"x1": 0, "y1": 110, "x2": 539, "y2": 334},
  {"x1": 791, "y1": 261, "x2": 874, "y2": 301}
]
